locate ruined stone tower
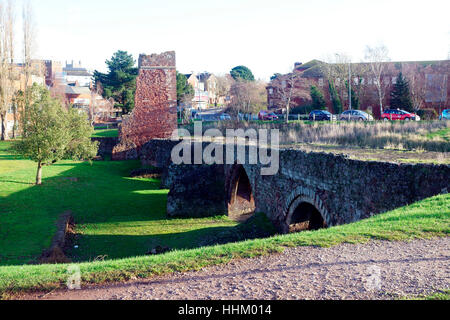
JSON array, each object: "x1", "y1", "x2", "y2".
[{"x1": 112, "y1": 51, "x2": 177, "y2": 160}]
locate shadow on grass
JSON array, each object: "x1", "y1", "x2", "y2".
[
  {"x1": 0, "y1": 154, "x2": 278, "y2": 266},
  {"x1": 68, "y1": 212, "x2": 276, "y2": 263}
]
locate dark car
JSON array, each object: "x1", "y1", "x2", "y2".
[{"x1": 309, "y1": 110, "x2": 332, "y2": 121}]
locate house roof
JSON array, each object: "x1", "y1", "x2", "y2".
[
  {"x1": 65, "y1": 85, "x2": 91, "y2": 95},
  {"x1": 197, "y1": 72, "x2": 213, "y2": 82},
  {"x1": 64, "y1": 69, "x2": 92, "y2": 77}
]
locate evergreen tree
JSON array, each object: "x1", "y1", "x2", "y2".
[
  {"x1": 230, "y1": 66, "x2": 255, "y2": 81},
  {"x1": 345, "y1": 80, "x2": 360, "y2": 110},
  {"x1": 310, "y1": 85, "x2": 326, "y2": 110},
  {"x1": 93, "y1": 51, "x2": 138, "y2": 114},
  {"x1": 328, "y1": 81, "x2": 342, "y2": 114},
  {"x1": 390, "y1": 72, "x2": 413, "y2": 112},
  {"x1": 176, "y1": 72, "x2": 194, "y2": 105}
]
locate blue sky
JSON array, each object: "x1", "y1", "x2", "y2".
[{"x1": 22, "y1": 0, "x2": 450, "y2": 80}]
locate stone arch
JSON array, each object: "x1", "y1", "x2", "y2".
[
  {"x1": 283, "y1": 186, "x2": 329, "y2": 233},
  {"x1": 227, "y1": 164, "x2": 256, "y2": 221}
]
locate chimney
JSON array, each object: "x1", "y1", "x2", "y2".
[{"x1": 294, "y1": 62, "x2": 303, "y2": 69}]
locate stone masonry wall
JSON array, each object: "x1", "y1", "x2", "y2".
[
  {"x1": 141, "y1": 140, "x2": 450, "y2": 233},
  {"x1": 112, "y1": 51, "x2": 177, "y2": 160}
]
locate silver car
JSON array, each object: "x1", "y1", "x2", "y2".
[{"x1": 339, "y1": 110, "x2": 373, "y2": 121}]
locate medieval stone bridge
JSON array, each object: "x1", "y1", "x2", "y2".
[
  {"x1": 140, "y1": 139, "x2": 450, "y2": 233},
  {"x1": 106, "y1": 51, "x2": 449, "y2": 233}
]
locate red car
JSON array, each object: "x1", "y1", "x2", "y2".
[
  {"x1": 381, "y1": 109, "x2": 420, "y2": 121},
  {"x1": 258, "y1": 110, "x2": 279, "y2": 121}
]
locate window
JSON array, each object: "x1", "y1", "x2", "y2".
[
  {"x1": 282, "y1": 80, "x2": 287, "y2": 88},
  {"x1": 392, "y1": 77, "x2": 397, "y2": 84},
  {"x1": 268, "y1": 88, "x2": 273, "y2": 95},
  {"x1": 335, "y1": 78, "x2": 340, "y2": 86},
  {"x1": 318, "y1": 78, "x2": 324, "y2": 87},
  {"x1": 353, "y1": 77, "x2": 359, "y2": 85}
]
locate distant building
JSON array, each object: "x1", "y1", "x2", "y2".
[
  {"x1": 267, "y1": 59, "x2": 450, "y2": 119},
  {"x1": 198, "y1": 73, "x2": 218, "y2": 105},
  {"x1": 184, "y1": 73, "x2": 209, "y2": 109},
  {"x1": 63, "y1": 60, "x2": 93, "y2": 87},
  {"x1": 0, "y1": 60, "x2": 46, "y2": 138}
]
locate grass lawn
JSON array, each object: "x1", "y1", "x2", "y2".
[
  {"x1": 91, "y1": 129, "x2": 118, "y2": 138},
  {"x1": 0, "y1": 141, "x2": 239, "y2": 267}
]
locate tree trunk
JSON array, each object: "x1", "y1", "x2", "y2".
[
  {"x1": 1, "y1": 113, "x2": 7, "y2": 141},
  {"x1": 36, "y1": 162, "x2": 43, "y2": 185},
  {"x1": 12, "y1": 107, "x2": 16, "y2": 139}
]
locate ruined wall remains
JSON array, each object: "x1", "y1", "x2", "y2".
[{"x1": 112, "y1": 51, "x2": 177, "y2": 160}]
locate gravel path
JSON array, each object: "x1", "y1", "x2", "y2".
[{"x1": 31, "y1": 238, "x2": 449, "y2": 300}]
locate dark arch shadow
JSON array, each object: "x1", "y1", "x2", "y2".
[
  {"x1": 227, "y1": 165, "x2": 255, "y2": 222},
  {"x1": 287, "y1": 200, "x2": 327, "y2": 233}
]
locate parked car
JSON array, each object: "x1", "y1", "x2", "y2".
[
  {"x1": 381, "y1": 109, "x2": 420, "y2": 121},
  {"x1": 339, "y1": 110, "x2": 373, "y2": 121},
  {"x1": 219, "y1": 113, "x2": 232, "y2": 121},
  {"x1": 439, "y1": 109, "x2": 450, "y2": 120},
  {"x1": 258, "y1": 110, "x2": 279, "y2": 121},
  {"x1": 309, "y1": 110, "x2": 332, "y2": 121}
]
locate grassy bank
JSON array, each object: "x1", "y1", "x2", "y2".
[
  {"x1": 0, "y1": 193, "x2": 448, "y2": 297},
  {"x1": 0, "y1": 141, "x2": 239, "y2": 266}
]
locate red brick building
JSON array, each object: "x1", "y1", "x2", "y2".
[{"x1": 267, "y1": 60, "x2": 450, "y2": 119}]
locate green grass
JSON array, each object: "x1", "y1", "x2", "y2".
[
  {"x1": 0, "y1": 140, "x2": 449, "y2": 297},
  {"x1": 401, "y1": 290, "x2": 450, "y2": 300},
  {"x1": 426, "y1": 127, "x2": 450, "y2": 142},
  {"x1": 0, "y1": 141, "x2": 238, "y2": 267},
  {"x1": 91, "y1": 129, "x2": 118, "y2": 138},
  {"x1": 0, "y1": 190, "x2": 448, "y2": 296}
]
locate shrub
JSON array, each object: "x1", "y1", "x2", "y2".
[{"x1": 417, "y1": 109, "x2": 439, "y2": 120}]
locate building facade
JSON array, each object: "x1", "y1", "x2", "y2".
[{"x1": 267, "y1": 60, "x2": 450, "y2": 119}]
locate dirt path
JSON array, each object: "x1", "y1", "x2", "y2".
[{"x1": 28, "y1": 238, "x2": 449, "y2": 300}]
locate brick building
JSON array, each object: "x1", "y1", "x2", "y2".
[
  {"x1": 0, "y1": 60, "x2": 46, "y2": 139},
  {"x1": 267, "y1": 59, "x2": 450, "y2": 119}
]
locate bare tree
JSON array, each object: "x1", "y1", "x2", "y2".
[
  {"x1": 409, "y1": 73, "x2": 426, "y2": 114},
  {"x1": 364, "y1": 45, "x2": 391, "y2": 116},
  {"x1": 229, "y1": 80, "x2": 266, "y2": 120},
  {"x1": 273, "y1": 71, "x2": 299, "y2": 123},
  {"x1": 321, "y1": 53, "x2": 353, "y2": 111},
  {"x1": 214, "y1": 74, "x2": 233, "y2": 106},
  {"x1": 22, "y1": 0, "x2": 35, "y2": 98},
  {"x1": 0, "y1": 0, "x2": 15, "y2": 140},
  {"x1": 6, "y1": 0, "x2": 16, "y2": 137}
]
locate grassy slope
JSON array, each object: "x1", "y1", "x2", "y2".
[
  {"x1": 0, "y1": 141, "x2": 237, "y2": 266},
  {"x1": 0, "y1": 193, "x2": 448, "y2": 296}
]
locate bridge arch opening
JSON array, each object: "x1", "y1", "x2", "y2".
[
  {"x1": 228, "y1": 165, "x2": 255, "y2": 221},
  {"x1": 287, "y1": 200, "x2": 327, "y2": 233}
]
